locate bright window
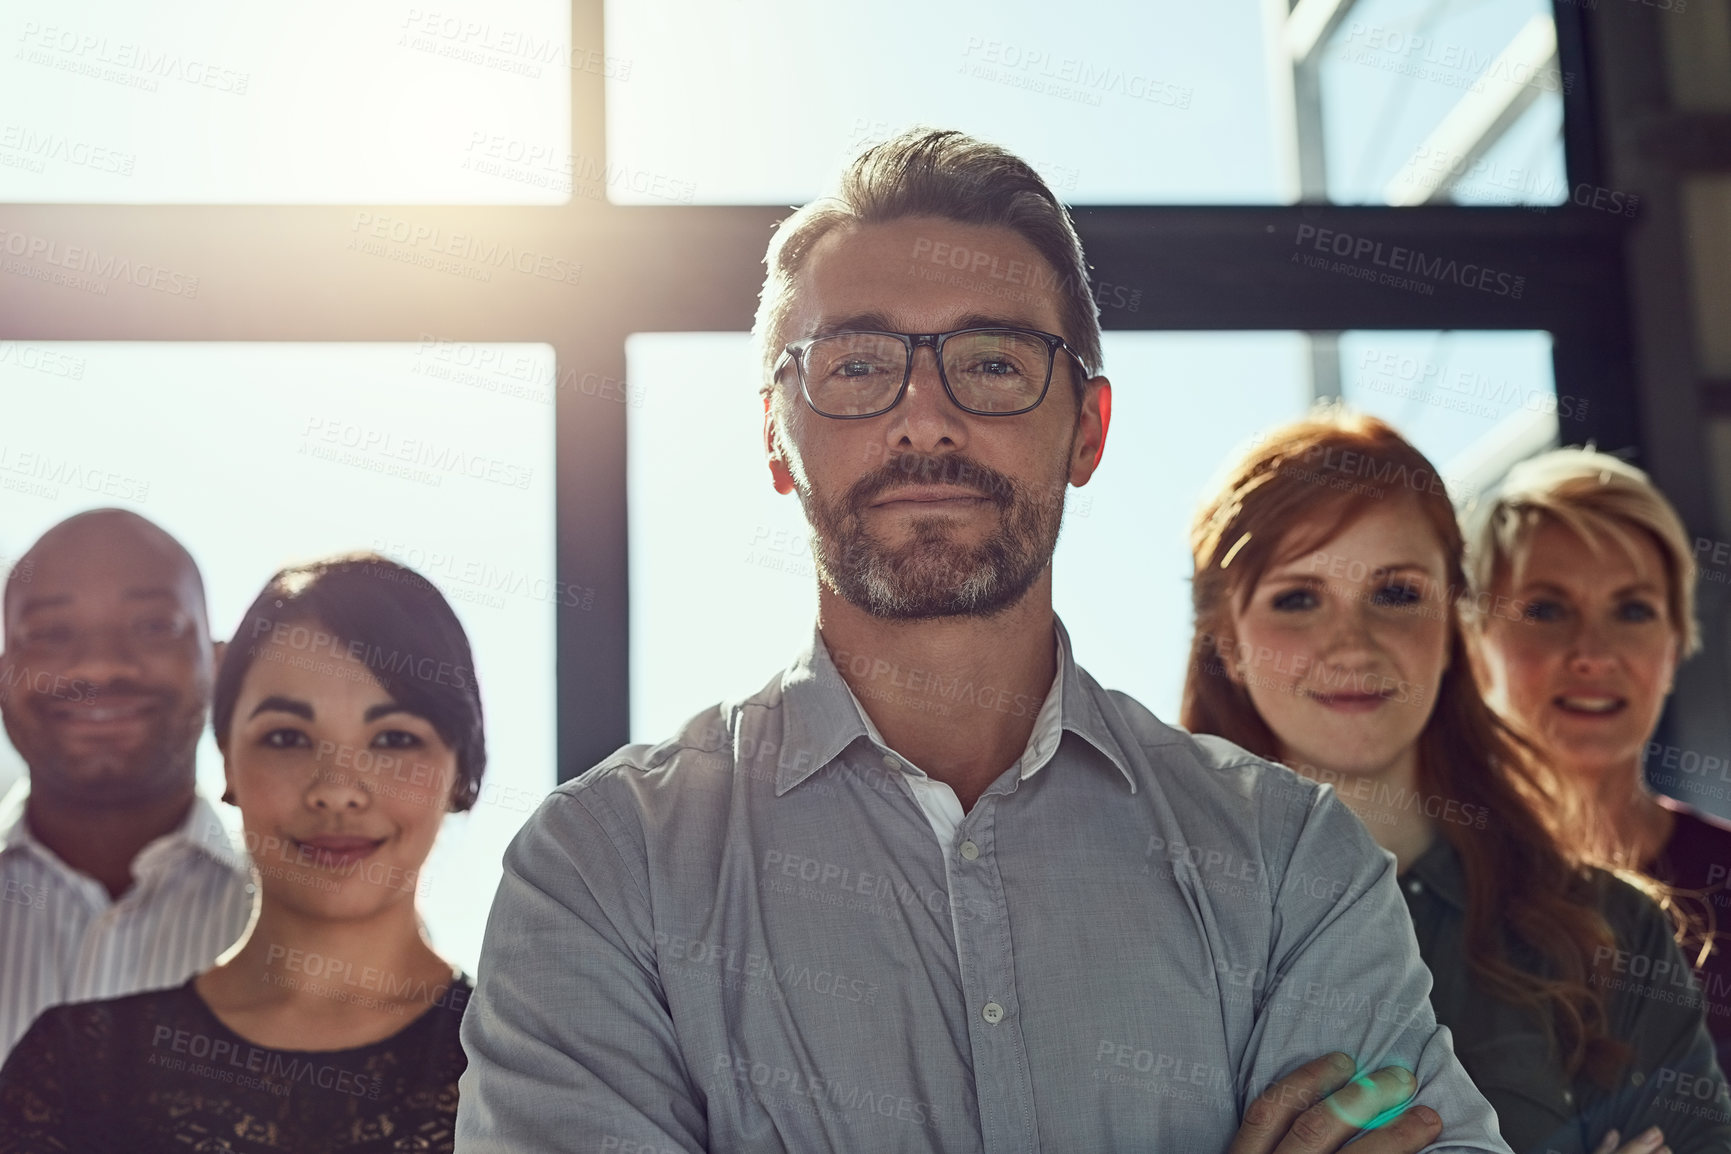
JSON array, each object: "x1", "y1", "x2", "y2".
[
  {"x1": 0, "y1": 341, "x2": 558, "y2": 970},
  {"x1": 0, "y1": 0, "x2": 572, "y2": 203}
]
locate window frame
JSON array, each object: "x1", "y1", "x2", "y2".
[{"x1": 0, "y1": 1, "x2": 1629, "y2": 779}]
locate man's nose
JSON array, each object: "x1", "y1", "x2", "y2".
[
  {"x1": 60, "y1": 626, "x2": 147, "y2": 685},
  {"x1": 889, "y1": 346, "x2": 967, "y2": 452}
]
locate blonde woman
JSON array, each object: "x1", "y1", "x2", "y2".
[{"x1": 1465, "y1": 447, "x2": 1731, "y2": 1063}]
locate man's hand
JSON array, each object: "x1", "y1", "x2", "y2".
[
  {"x1": 1590, "y1": 1126, "x2": 1670, "y2": 1154},
  {"x1": 1227, "y1": 1052, "x2": 1443, "y2": 1154}
]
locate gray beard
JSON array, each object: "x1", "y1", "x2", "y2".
[{"x1": 799, "y1": 453, "x2": 1068, "y2": 620}]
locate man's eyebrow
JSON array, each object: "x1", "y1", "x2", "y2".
[
  {"x1": 809, "y1": 312, "x2": 1046, "y2": 339},
  {"x1": 951, "y1": 312, "x2": 1041, "y2": 332},
  {"x1": 809, "y1": 312, "x2": 899, "y2": 338},
  {"x1": 16, "y1": 587, "x2": 178, "y2": 614},
  {"x1": 249, "y1": 695, "x2": 313, "y2": 720}
]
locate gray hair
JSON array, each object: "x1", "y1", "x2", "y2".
[{"x1": 750, "y1": 128, "x2": 1103, "y2": 399}]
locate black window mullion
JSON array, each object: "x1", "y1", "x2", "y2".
[{"x1": 0, "y1": 0, "x2": 1633, "y2": 775}]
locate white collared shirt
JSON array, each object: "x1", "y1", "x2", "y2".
[
  {"x1": 0, "y1": 782, "x2": 254, "y2": 1059},
  {"x1": 842, "y1": 629, "x2": 1067, "y2": 847}
]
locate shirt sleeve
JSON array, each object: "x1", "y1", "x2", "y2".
[
  {"x1": 0, "y1": 1008, "x2": 72, "y2": 1154},
  {"x1": 455, "y1": 782, "x2": 709, "y2": 1154},
  {"x1": 1576, "y1": 878, "x2": 1731, "y2": 1154},
  {"x1": 1244, "y1": 785, "x2": 1513, "y2": 1154}
]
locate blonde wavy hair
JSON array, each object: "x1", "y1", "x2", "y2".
[{"x1": 1461, "y1": 447, "x2": 1699, "y2": 656}]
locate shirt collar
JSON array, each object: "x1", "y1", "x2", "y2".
[
  {"x1": 0, "y1": 780, "x2": 245, "y2": 876},
  {"x1": 0, "y1": 781, "x2": 30, "y2": 853},
  {"x1": 772, "y1": 634, "x2": 876, "y2": 797},
  {"x1": 774, "y1": 616, "x2": 1136, "y2": 796},
  {"x1": 1051, "y1": 619, "x2": 1138, "y2": 794},
  {"x1": 1405, "y1": 833, "x2": 1467, "y2": 912},
  {"x1": 173, "y1": 794, "x2": 248, "y2": 873}
]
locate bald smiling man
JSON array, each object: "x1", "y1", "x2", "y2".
[{"x1": 0, "y1": 509, "x2": 251, "y2": 1060}]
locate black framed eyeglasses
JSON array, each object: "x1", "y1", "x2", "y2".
[{"x1": 773, "y1": 326, "x2": 1089, "y2": 419}]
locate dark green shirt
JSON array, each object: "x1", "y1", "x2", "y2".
[{"x1": 1404, "y1": 837, "x2": 1731, "y2": 1154}]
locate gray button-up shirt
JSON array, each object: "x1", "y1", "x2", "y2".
[{"x1": 457, "y1": 622, "x2": 1511, "y2": 1153}]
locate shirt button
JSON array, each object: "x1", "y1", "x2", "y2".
[
  {"x1": 1631, "y1": 1072, "x2": 1646, "y2": 1087},
  {"x1": 1561, "y1": 1089, "x2": 1574, "y2": 1105},
  {"x1": 960, "y1": 840, "x2": 980, "y2": 861},
  {"x1": 1406, "y1": 879, "x2": 1423, "y2": 895},
  {"x1": 982, "y1": 1001, "x2": 1004, "y2": 1024},
  {"x1": 882, "y1": 754, "x2": 900, "y2": 770}
]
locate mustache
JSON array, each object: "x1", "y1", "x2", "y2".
[
  {"x1": 48, "y1": 678, "x2": 166, "y2": 705},
  {"x1": 844, "y1": 453, "x2": 1017, "y2": 512}
]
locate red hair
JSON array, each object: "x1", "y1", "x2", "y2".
[{"x1": 1182, "y1": 408, "x2": 1624, "y2": 1082}]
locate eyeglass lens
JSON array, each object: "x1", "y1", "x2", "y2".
[{"x1": 801, "y1": 330, "x2": 1052, "y2": 416}]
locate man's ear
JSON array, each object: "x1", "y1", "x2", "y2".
[
  {"x1": 1069, "y1": 378, "x2": 1111, "y2": 486},
  {"x1": 764, "y1": 394, "x2": 797, "y2": 496}
]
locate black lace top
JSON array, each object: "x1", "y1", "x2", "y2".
[{"x1": 0, "y1": 974, "x2": 471, "y2": 1153}]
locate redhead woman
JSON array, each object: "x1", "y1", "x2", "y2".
[
  {"x1": 1182, "y1": 410, "x2": 1729, "y2": 1154},
  {"x1": 0, "y1": 554, "x2": 483, "y2": 1152},
  {"x1": 1464, "y1": 448, "x2": 1731, "y2": 1064}
]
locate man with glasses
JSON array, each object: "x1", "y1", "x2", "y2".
[{"x1": 457, "y1": 129, "x2": 1509, "y2": 1154}]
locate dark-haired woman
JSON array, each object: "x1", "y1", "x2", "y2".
[
  {"x1": 1181, "y1": 410, "x2": 1731, "y2": 1154},
  {"x1": 0, "y1": 554, "x2": 486, "y2": 1153}
]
